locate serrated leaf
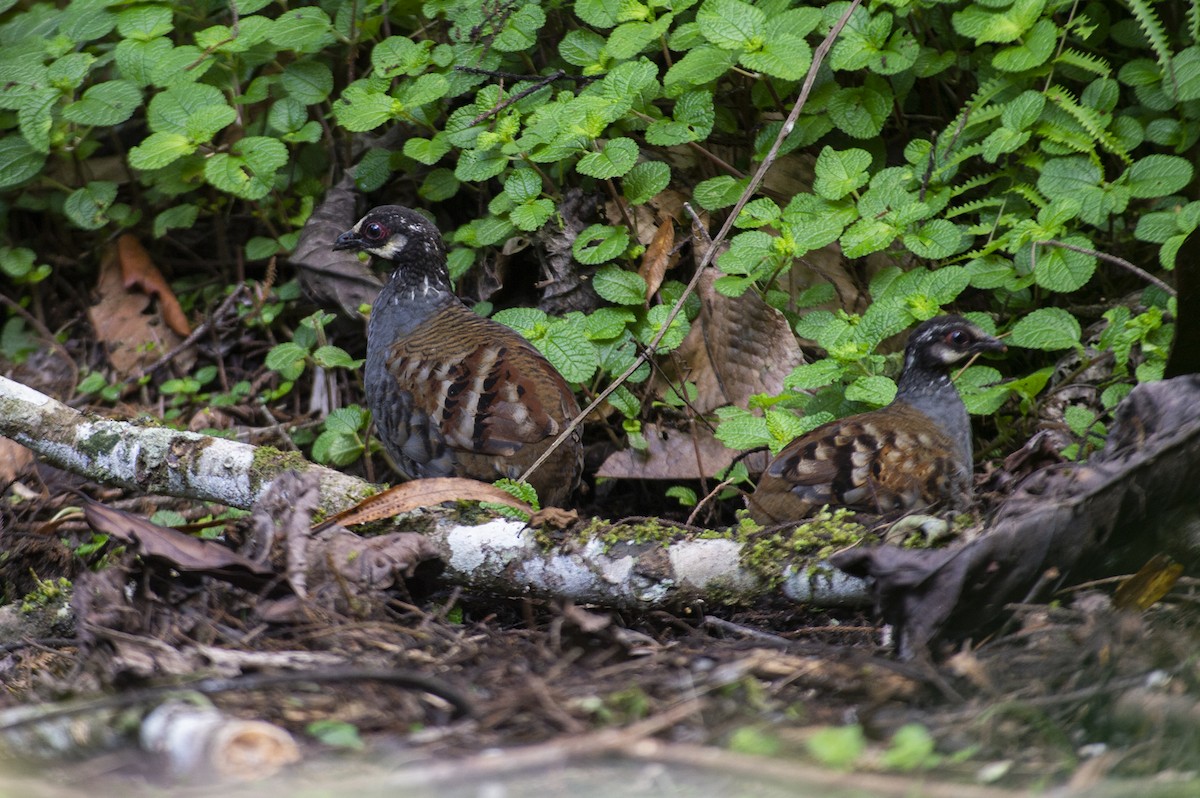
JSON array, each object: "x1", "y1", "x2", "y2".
[
  {"x1": 785, "y1": 358, "x2": 843, "y2": 390},
  {"x1": 325, "y1": 406, "x2": 367, "y2": 436},
  {"x1": 270, "y1": 6, "x2": 333, "y2": 52},
  {"x1": 455, "y1": 147, "x2": 508, "y2": 182},
  {"x1": 694, "y1": 175, "x2": 750, "y2": 211},
  {"x1": 592, "y1": 263, "x2": 646, "y2": 304},
  {"x1": 312, "y1": 345, "x2": 363, "y2": 369},
  {"x1": 538, "y1": 319, "x2": 596, "y2": 383},
  {"x1": 1031, "y1": 235, "x2": 1096, "y2": 292},
  {"x1": 845, "y1": 375, "x2": 897, "y2": 406},
  {"x1": 903, "y1": 219, "x2": 963, "y2": 259},
  {"x1": 332, "y1": 82, "x2": 395, "y2": 132},
  {"x1": 577, "y1": 137, "x2": 639, "y2": 179},
  {"x1": 281, "y1": 60, "x2": 333, "y2": 104},
  {"x1": 153, "y1": 204, "x2": 198, "y2": 238},
  {"x1": 204, "y1": 136, "x2": 288, "y2": 200},
  {"x1": 403, "y1": 134, "x2": 450, "y2": 165},
  {"x1": 265, "y1": 341, "x2": 308, "y2": 380},
  {"x1": 697, "y1": 0, "x2": 764, "y2": 50},
  {"x1": 371, "y1": 36, "x2": 429, "y2": 78},
  {"x1": 713, "y1": 406, "x2": 771, "y2": 450},
  {"x1": 503, "y1": 169, "x2": 542, "y2": 203},
  {"x1": 663, "y1": 45, "x2": 738, "y2": 94},
  {"x1": 64, "y1": 182, "x2": 117, "y2": 230},
  {"x1": 584, "y1": 306, "x2": 636, "y2": 339},
  {"x1": 1010, "y1": 308, "x2": 1082, "y2": 350},
  {"x1": 574, "y1": 225, "x2": 630, "y2": 266},
  {"x1": 828, "y1": 77, "x2": 892, "y2": 138},
  {"x1": 623, "y1": 160, "x2": 670, "y2": 204},
  {"x1": 63, "y1": 80, "x2": 142, "y2": 126},
  {"x1": 511, "y1": 198, "x2": 555, "y2": 231},
  {"x1": 128, "y1": 131, "x2": 196, "y2": 170},
  {"x1": 741, "y1": 33, "x2": 812, "y2": 80},
  {"x1": 1126, "y1": 154, "x2": 1194, "y2": 199},
  {"x1": 813, "y1": 146, "x2": 872, "y2": 200}
]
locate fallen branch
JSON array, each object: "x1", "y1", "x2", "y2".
[
  {"x1": 0, "y1": 374, "x2": 372, "y2": 515},
  {"x1": 2, "y1": 374, "x2": 868, "y2": 609}
]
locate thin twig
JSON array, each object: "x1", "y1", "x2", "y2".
[
  {"x1": 1036, "y1": 239, "x2": 1176, "y2": 296},
  {"x1": 0, "y1": 292, "x2": 79, "y2": 395},
  {"x1": 132, "y1": 283, "x2": 250, "y2": 380},
  {"x1": 520, "y1": 0, "x2": 863, "y2": 487}
]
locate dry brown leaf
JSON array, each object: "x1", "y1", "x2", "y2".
[
  {"x1": 117, "y1": 234, "x2": 191, "y2": 337},
  {"x1": 89, "y1": 242, "x2": 189, "y2": 375},
  {"x1": 0, "y1": 438, "x2": 34, "y2": 484},
  {"x1": 596, "y1": 422, "x2": 767, "y2": 480},
  {"x1": 83, "y1": 501, "x2": 277, "y2": 590},
  {"x1": 639, "y1": 220, "x2": 676, "y2": 299},
  {"x1": 661, "y1": 268, "x2": 804, "y2": 414},
  {"x1": 315, "y1": 477, "x2": 533, "y2": 530}
]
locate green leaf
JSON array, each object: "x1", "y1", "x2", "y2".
[
  {"x1": 574, "y1": 225, "x2": 630, "y2": 265},
  {"x1": 269, "y1": 6, "x2": 333, "y2": 52},
  {"x1": 17, "y1": 89, "x2": 56, "y2": 154},
  {"x1": 266, "y1": 341, "x2": 308, "y2": 380},
  {"x1": 663, "y1": 46, "x2": 738, "y2": 95},
  {"x1": 1125, "y1": 154, "x2": 1194, "y2": 199},
  {"x1": 403, "y1": 134, "x2": 451, "y2": 165},
  {"x1": 128, "y1": 131, "x2": 196, "y2": 170},
  {"x1": 992, "y1": 18, "x2": 1056, "y2": 71},
  {"x1": 697, "y1": 0, "x2": 764, "y2": 50},
  {"x1": 623, "y1": 161, "x2": 670, "y2": 205},
  {"x1": 577, "y1": 137, "x2": 639, "y2": 179},
  {"x1": 455, "y1": 147, "x2": 508, "y2": 182},
  {"x1": 740, "y1": 33, "x2": 812, "y2": 80},
  {"x1": 510, "y1": 198, "x2": 555, "y2": 231},
  {"x1": 845, "y1": 375, "x2": 897, "y2": 406},
  {"x1": 504, "y1": 169, "x2": 542, "y2": 203},
  {"x1": 147, "y1": 83, "x2": 227, "y2": 135},
  {"x1": 312, "y1": 345, "x2": 364, "y2": 369},
  {"x1": 64, "y1": 182, "x2": 118, "y2": 230},
  {"x1": 1009, "y1": 308, "x2": 1082, "y2": 350},
  {"x1": 153, "y1": 204, "x2": 198, "y2": 238},
  {"x1": 63, "y1": 80, "x2": 142, "y2": 126},
  {"x1": 785, "y1": 358, "x2": 843, "y2": 390},
  {"x1": 1032, "y1": 236, "x2": 1096, "y2": 292},
  {"x1": 584, "y1": 306, "x2": 636, "y2": 339},
  {"x1": 806, "y1": 725, "x2": 867, "y2": 770},
  {"x1": 371, "y1": 36, "x2": 430, "y2": 78},
  {"x1": 957, "y1": 365, "x2": 1010, "y2": 415},
  {"x1": 281, "y1": 60, "x2": 334, "y2": 104},
  {"x1": 813, "y1": 147, "x2": 872, "y2": 200},
  {"x1": 592, "y1": 263, "x2": 647, "y2": 305},
  {"x1": 560, "y1": 29, "x2": 606, "y2": 68},
  {"x1": 828, "y1": 77, "x2": 892, "y2": 138},
  {"x1": 903, "y1": 219, "x2": 963, "y2": 259},
  {"x1": 332, "y1": 81, "x2": 395, "y2": 132},
  {"x1": 116, "y1": 4, "x2": 174, "y2": 41},
  {"x1": 694, "y1": 175, "x2": 750, "y2": 211},
  {"x1": 204, "y1": 136, "x2": 288, "y2": 200},
  {"x1": 714, "y1": 406, "x2": 770, "y2": 450},
  {"x1": 636, "y1": 303, "x2": 690, "y2": 351},
  {"x1": 537, "y1": 319, "x2": 597, "y2": 383}
]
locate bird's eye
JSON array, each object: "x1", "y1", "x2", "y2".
[
  {"x1": 363, "y1": 222, "x2": 386, "y2": 241},
  {"x1": 946, "y1": 329, "x2": 970, "y2": 346}
]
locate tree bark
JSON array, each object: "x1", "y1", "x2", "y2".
[{"x1": 0, "y1": 375, "x2": 869, "y2": 609}]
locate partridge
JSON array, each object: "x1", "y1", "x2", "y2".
[
  {"x1": 747, "y1": 315, "x2": 1006, "y2": 524},
  {"x1": 332, "y1": 205, "x2": 582, "y2": 507}
]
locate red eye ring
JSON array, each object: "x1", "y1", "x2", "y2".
[{"x1": 364, "y1": 222, "x2": 386, "y2": 240}]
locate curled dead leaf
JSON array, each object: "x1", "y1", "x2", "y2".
[{"x1": 315, "y1": 477, "x2": 534, "y2": 530}]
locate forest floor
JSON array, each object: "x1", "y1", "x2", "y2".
[{"x1": 2, "y1": 229, "x2": 1200, "y2": 797}]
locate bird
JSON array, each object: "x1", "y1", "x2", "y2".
[
  {"x1": 747, "y1": 315, "x2": 1006, "y2": 525},
  {"x1": 332, "y1": 205, "x2": 582, "y2": 507}
]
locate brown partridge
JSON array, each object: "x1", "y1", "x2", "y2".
[
  {"x1": 747, "y1": 315, "x2": 1006, "y2": 524},
  {"x1": 333, "y1": 205, "x2": 582, "y2": 507}
]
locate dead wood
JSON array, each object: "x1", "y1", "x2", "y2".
[{"x1": 833, "y1": 375, "x2": 1200, "y2": 659}]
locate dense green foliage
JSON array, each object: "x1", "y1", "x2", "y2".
[{"x1": 0, "y1": 0, "x2": 1193, "y2": 479}]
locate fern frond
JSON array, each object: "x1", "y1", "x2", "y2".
[
  {"x1": 1189, "y1": 0, "x2": 1200, "y2": 42},
  {"x1": 946, "y1": 196, "x2": 1006, "y2": 219},
  {"x1": 1007, "y1": 183, "x2": 1047, "y2": 209},
  {"x1": 948, "y1": 172, "x2": 1001, "y2": 201},
  {"x1": 1044, "y1": 85, "x2": 1132, "y2": 164},
  {"x1": 1054, "y1": 48, "x2": 1112, "y2": 78},
  {"x1": 1126, "y1": 0, "x2": 1176, "y2": 96}
]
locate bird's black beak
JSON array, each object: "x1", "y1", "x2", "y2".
[
  {"x1": 974, "y1": 336, "x2": 1007, "y2": 355},
  {"x1": 332, "y1": 229, "x2": 361, "y2": 252}
]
